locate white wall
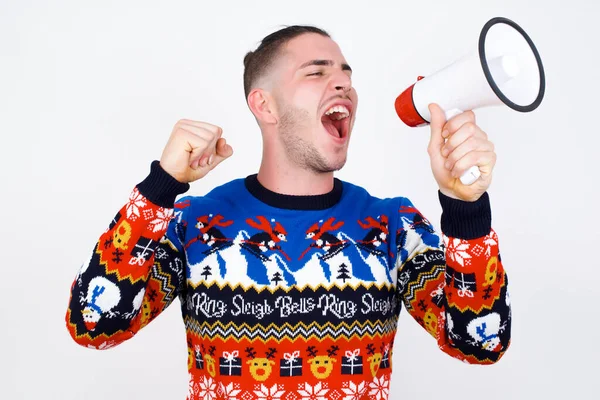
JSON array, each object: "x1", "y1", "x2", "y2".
[{"x1": 1, "y1": 0, "x2": 598, "y2": 399}]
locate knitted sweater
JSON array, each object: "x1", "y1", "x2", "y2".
[{"x1": 66, "y1": 161, "x2": 511, "y2": 400}]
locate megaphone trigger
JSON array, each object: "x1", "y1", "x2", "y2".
[{"x1": 460, "y1": 166, "x2": 482, "y2": 186}]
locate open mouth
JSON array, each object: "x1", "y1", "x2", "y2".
[{"x1": 321, "y1": 104, "x2": 351, "y2": 139}]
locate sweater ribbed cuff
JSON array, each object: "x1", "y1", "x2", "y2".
[
  {"x1": 136, "y1": 161, "x2": 190, "y2": 208},
  {"x1": 439, "y1": 191, "x2": 491, "y2": 240}
]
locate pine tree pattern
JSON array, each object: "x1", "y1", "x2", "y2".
[
  {"x1": 337, "y1": 263, "x2": 351, "y2": 283},
  {"x1": 201, "y1": 265, "x2": 212, "y2": 280}
]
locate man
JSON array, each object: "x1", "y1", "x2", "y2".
[{"x1": 66, "y1": 25, "x2": 510, "y2": 399}]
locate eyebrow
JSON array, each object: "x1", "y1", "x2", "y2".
[{"x1": 298, "y1": 59, "x2": 352, "y2": 72}]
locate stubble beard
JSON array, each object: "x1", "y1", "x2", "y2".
[{"x1": 278, "y1": 105, "x2": 347, "y2": 174}]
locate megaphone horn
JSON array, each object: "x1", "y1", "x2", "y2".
[{"x1": 395, "y1": 16, "x2": 545, "y2": 185}]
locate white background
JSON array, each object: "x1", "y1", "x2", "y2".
[{"x1": 1, "y1": 0, "x2": 599, "y2": 399}]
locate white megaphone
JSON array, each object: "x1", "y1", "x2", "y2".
[{"x1": 395, "y1": 17, "x2": 545, "y2": 185}]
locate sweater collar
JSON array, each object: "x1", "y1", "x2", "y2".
[{"x1": 244, "y1": 174, "x2": 343, "y2": 210}]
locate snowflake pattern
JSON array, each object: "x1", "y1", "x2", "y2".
[
  {"x1": 148, "y1": 207, "x2": 174, "y2": 233},
  {"x1": 329, "y1": 389, "x2": 342, "y2": 400},
  {"x1": 241, "y1": 391, "x2": 255, "y2": 400},
  {"x1": 297, "y1": 383, "x2": 329, "y2": 400},
  {"x1": 284, "y1": 392, "x2": 299, "y2": 400},
  {"x1": 142, "y1": 208, "x2": 154, "y2": 221},
  {"x1": 470, "y1": 244, "x2": 484, "y2": 257},
  {"x1": 368, "y1": 375, "x2": 390, "y2": 400},
  {"x1": 219, "y1": 382, "x2": 242, "y2": 399},
  {"x1": 86, "y1": 340, "x2": 117, "y2": 350},
  {"x1": 483, "y1": 231, "x2": 498, "y2": 257},
  {"x1": 126, "y1": 188, "x2": 146, "y2": 221},
  {"x1": 445, "y1": 237, "x2": 471, "y2": 267},
  {"x1": 189, "y1": 376, "x2": 217, "y2": 400},
  {"x1": 254, "y1": 383, "x2": 286, "y2": 400},
  {"x1": 341, "y1": 381, "x2": 368, "y2": 400}
]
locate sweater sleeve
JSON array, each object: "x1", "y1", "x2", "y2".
[
  {"x1": 395, "y1": 192, "x2": 511, "y2": 364},
  {"x1": 65, "y1": 161, "x2": 191, "y2": 349}
]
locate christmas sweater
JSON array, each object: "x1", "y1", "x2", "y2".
[{"x1": 66, "y1": 161, "x2": 511, "y2": 400}]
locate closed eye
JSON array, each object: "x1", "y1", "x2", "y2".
[{"x1": 307, "y1": 71, "x2": 323, "y2": 76}]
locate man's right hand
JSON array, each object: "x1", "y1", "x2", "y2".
[{"x1": 159, "y1": 120, "x2": 234, "y2": 183}]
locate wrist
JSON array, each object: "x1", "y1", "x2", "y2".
[
  {"x1": 137, "y1": 161, "x2": 190, "y2": 208},
  {"x1": 439, "y1": 187, "x2": 461, "y2": 201},
  {"x1": 438, "y1": 191, "x2": 491, "y2": 240}
]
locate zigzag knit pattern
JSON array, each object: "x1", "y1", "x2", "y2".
[{"x1": 66, "y1": 161, "x2": 511, "y2": 399}]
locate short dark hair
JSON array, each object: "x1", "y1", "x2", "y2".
[{"x1": 243, "y1": 25, "x2": 330, "y2": 99}]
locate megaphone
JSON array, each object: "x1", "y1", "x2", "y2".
[{"x1": 395, "y1": 17, "x2": 545, "y2": 185}]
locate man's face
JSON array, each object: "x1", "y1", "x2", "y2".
[{"x1": 270, "y1": 33, "x2": 358, "y2": 173}]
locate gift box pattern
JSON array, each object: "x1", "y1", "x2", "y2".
[
  {"x1": 280, "y1": 351, "x2": 303, "y2": 377},
  {"x1": 219, "y1": 351, "x2": 242, "y2": 376},
  {"x1": 341, "y1": 349, "x2": 363, "y2": 375}
]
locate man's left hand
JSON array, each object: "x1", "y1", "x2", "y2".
[{"x1": 427, "y1": 103, "x2": 496, "y2": 202}]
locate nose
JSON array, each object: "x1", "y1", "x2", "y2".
[{"x1": 331, "y1": 70, "x2": 352, "y2": 93}]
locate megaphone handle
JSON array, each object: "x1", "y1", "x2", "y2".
[{"x1": 444, "y1": 108, "x2": 482, "y2": 186}]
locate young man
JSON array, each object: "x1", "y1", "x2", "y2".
[{"x1": 66, "y1": 26, "x2": 510, "y2": 399}]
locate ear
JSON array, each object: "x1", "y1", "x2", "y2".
[
  {"x1": 247, "y1": 88, "x2": 278, "y2": 125},
  {"x1": 269, "y1": 360, "x2": 275, "y2": 365}
]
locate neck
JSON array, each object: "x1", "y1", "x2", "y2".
[{"x1": 257, "y1": 158, "x2": 335, "y2": 196}]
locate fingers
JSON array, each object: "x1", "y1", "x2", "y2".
[
  {"x1": 178, "y1": 119, "x2": 223, "y2": 135},
  {"x1": 442, "y1": 110, "x2": 476, "y2": 138},
  {"x1": 173, "y1": 121, "x2": 223, "y2": 169},
  {"x1": 450, "y1": 151, "x2": 496, "y2": 179},
  {"x1": 443, "y1": 135, "x2": 494, "y2": 172},
  {"x1": 188, "y1": 138, "x2": 234, "y2": 180},
  {"x1": 160, "y1": 119, "x2": 233, "y2": 183},
  {"x1": 180, "y1": 130, "x2": 232, "y2": 171},
  {"x1": 175, "y1": 126, "x2": 214, "y2": 169},
  {"x1": 176, "y1": 124, "x2": 216, "y2": 147},
  {"x1": 437, "y1": 111, "x2": 495, "y2": 179},
  {"x1": 209, "y1": 138, "x2": 234, "y2": 168},
  {"x1": 198, "y1": 133, "x2": 229, "y2": 168},
  {"x1": 216, "y1": 137, "x2": 234, "y2": 157},
  {"x1": 441, "y1": 121, "x2": 488, "y2": 158}
]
